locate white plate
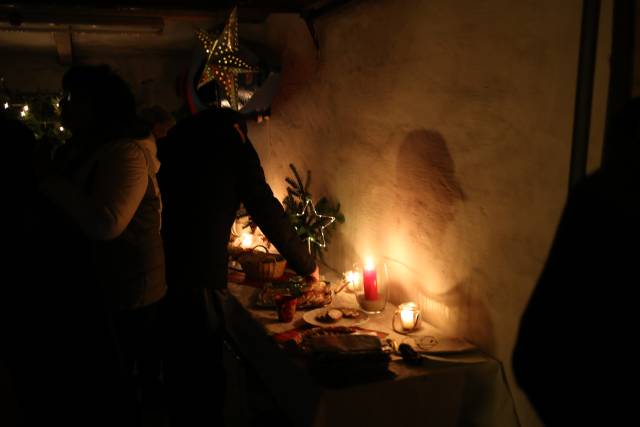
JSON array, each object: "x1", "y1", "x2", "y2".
[
  {"x1": 302, "y1": 307, "x2": 369, "y2": 327},
  {"x1": 411, "y1": 335, "x2": 476, "y2": 354}
]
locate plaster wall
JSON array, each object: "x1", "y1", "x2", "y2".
[
  {"x1": 244, "y1": 1, "x2": 592, "y2": 425},
  {"x1": 0, "y1": 2, "x2": 613, "y2": 425}
]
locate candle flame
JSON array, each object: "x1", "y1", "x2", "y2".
[
  {"x1": 400, "y1": 309, "x2": 415, "y2": 328},
  {"x1": 345, "y1": 271, "x2": 355, "y2": 282},
  {"x1": 364, "y1": 256, "x2": 375, "y2": 271},
  {"x1": 399, "y1": 302, "x2": 419, "y2": 330},
  {"x1": 347, "y1": 270, "x2": 361, "y2": 283},
  {"x1": 240, "y1": 233, "x2": 253, "y2": 248}
]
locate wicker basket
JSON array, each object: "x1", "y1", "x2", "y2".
[{"x1": 238, "y1": 249, "x2": 287, "y2": 281}]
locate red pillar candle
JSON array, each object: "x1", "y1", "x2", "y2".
[{"x1": 363, "y1": 257, "x2": 378, "y2": 300}]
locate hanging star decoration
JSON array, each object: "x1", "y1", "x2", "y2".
[
  {"x1": 195, "y1": 7, "x2": 257, "y2": 110},
  {"x1": 282, "y1": 164, "x2": 344, "y2": 260},
  {"x1": 296, "y1": 197, "x2": 337, "y2": 249}
]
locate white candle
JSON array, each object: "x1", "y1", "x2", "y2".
[
  {"x1": 398, "y1": 302, "x2": 420, "y2": 330},
  {"x1": 400, "y1": 309, "x2": 415, "y2": 329}
]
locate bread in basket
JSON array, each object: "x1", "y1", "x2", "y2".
[{"x1": 238, "y1": 247, "x2": 287, "y2": 281}]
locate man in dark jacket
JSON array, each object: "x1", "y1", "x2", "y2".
[
  {"x1": 157, "y1": 107, "x2": 318, "y2": 426},
  {"x1": 512, "y1": 98, "x2": 640, "y2": 426}
]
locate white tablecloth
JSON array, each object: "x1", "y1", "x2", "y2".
[{"x1": 221, "y1": 282, "x2": 520, "y2": 427}]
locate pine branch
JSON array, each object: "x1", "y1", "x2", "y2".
[
  {"x1": 289, "y1": 163, "x2": 305, "y2": 194},
  {"x1": 285, "y1": 177, "x2": 299, "y2": 189},
  {"x1": 304, "y1": 168, "x2": 311, "y2": 195},
  {"x1": 283, "y1": 163, "x2": 345, "y2": 261}
]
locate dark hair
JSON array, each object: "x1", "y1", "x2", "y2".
[
  {"x1": 139, "y1": 105, "x2": 174, "y2": 127},
  {"x1": 62, "y1": 64, "x2": 148, "y2": 140}
]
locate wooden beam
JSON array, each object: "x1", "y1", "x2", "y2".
[{"x1": 53, "y1": 30, "x2": 73, "y2": 65}]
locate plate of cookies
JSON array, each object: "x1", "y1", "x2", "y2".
[{"x1": 303, "y1": 307, "x2": 369, "y2": 327}]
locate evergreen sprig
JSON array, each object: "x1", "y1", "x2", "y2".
[{"x1": 283, "y1": 163, "x2": 345, "y2": 261}]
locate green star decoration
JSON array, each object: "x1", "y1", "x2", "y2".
[
  {"x1": 296, "y1": 197, "x2": 337, "y2": 249},
  {"x1": 196, "y1": 7, "x2": 257, "y2": 110}
]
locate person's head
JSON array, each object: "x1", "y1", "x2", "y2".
[
  {"x1": 60, "y1": 64, "x2": 146, "y2": 142},
  {"x1": 603, "y1": 97, "x2": 640, "y2": 176},
  {"x1": 139, "y1": 105, "x2": 176, "y2": 139}
]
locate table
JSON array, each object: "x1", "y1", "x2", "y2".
[{"x1": 219, "y1": 281, "x2": 520, "y2": 427}]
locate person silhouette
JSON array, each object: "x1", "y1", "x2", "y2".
[
  {"x1": 35, "y1": 64, "x2": 167, "y2": 425},
  {"x1": 513, "y1": 98, "x2": 640, "y2": 426},
  {"x1": 157, "y1": 107, "x2": 319, "y2": 426},
  {"x1": 139, "y1": 105, "x2": 176, "y2": 140},
  {"x1": 3, "y1": 101, "x2": 126, "y2": 426}
]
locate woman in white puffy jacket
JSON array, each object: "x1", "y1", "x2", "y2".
[{"x1": 37, "y1": 64, "x2": 166, "y2": 424}]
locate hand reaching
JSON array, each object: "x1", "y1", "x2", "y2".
[{"x1": 307, "y1": 264, "x2": 320, "y2": 282}]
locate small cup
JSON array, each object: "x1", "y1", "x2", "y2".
[
  {"x1": 274, "y1": 294, "x2": 298, "y2": 322},
  {"x1": 392, "y1": 302, "x2": 421, "y2": 333}
]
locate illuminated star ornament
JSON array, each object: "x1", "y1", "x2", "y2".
[
  {"x1": 296, "y1": 197, "x2": 337, "y2": 253},
  {"x1": 196, "y1": 7, "x2": 257, "y2": 110}
]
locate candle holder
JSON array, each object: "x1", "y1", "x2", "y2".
[
  {"x1": 352, "y1": 257, "x2": 389, "y2": 313},
  {"x1": 392, "y1": 302, "x2": 421, "y2": 333}
]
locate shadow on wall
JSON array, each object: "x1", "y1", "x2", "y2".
[
  {"x1": 419, "y1": 277, "x2": 496, "y2": 353},
  {"x1": 395, "y1": 129, "x2": 465, "y2": 247},
  {"x1": 392, "y1": 130, "x2": 494, "y2": 351}
]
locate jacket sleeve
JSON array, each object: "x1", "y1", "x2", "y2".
[
  {"x1": 40, "y1": 141, "x2": 149, "y2": 241},
  {"x1": 233, "y1": 134, "x2": 316, "y2": 276}
]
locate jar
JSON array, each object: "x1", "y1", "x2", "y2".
[{"x1": 352, "y1": 257, "x2": 389, "y2": 313}]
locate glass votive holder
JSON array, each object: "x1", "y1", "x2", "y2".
[
  {"x1": 352, "y1": 257, "x2": 389, "y2": 313},
  {"x1": 392, "y1": 302, "x2": 421, "y2": 333}
]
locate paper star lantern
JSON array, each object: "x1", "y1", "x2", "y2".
[
  {"x1": 196, "y1": 7, "x2": 257, "y2": 110},
  {"x1": 296, "y1": 197, "x2": 337, "y2": 250}
]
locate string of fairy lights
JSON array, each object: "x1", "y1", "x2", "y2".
[{"x1": 1, "y1": 77, "x2": 70, "y2": 143}]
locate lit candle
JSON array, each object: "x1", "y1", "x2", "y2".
[
  {"x1": 344, "y1": 270, "x2": 361, "y2": 292},
  {"x1": 400, "y1": 309, "x2": 415, "y2": 329},
  {"x1": 363, "y1": 257, "x2": 378, "y2": 300},
  {"x1": 399, "y1": 302, "x2": 420, "y2": 330},
  {"x1": 240, "y1": 233, "x2": 253, "y2": 249}
]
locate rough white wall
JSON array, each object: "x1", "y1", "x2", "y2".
[
  {"x1": 245, "y1": 2, "x2": 589, "y2": 426},
  {"x1": 0, "y1": 2, "x2": 610, "y2": 425}
]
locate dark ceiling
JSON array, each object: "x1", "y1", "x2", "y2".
[
  {"x1": 0, "y1": 1, "x2": 354, "y2": 60},
  {"x1": 0, "y1": 1, "x2": 352, "y2": 23}
]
